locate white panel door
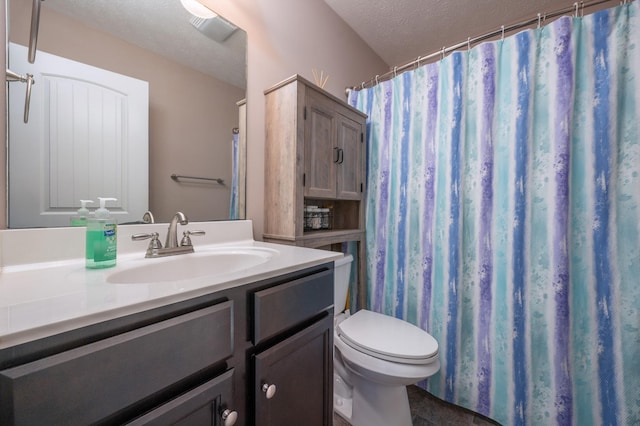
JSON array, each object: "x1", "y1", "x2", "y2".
[{"x1": 9, "y1": 43, "x2": 149, "y2": 228}]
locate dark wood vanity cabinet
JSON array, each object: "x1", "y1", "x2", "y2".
[
  {"x1": 0, "y1": 263, "x2": 334, "y2": 426},
  {"x1": 250, "y1": 268, "x2": 334, "y2": 426},
  {"x1": 253, "y1": 315, "x2": 333, "y2": 426}
]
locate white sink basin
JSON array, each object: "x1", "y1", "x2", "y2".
[{"x1": 107, "y1": 247, "x2": 277, "y2": 284}]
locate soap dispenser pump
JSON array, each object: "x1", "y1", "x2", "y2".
[
  {"x1": 86, "y1": 197, "x2": 118, "y2": 269},
  {"x1": 70, "y1": 199, "x2": 93, "y2": 226}
]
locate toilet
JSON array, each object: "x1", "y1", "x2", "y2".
[{"x1": 333, "y1": 254, "x2": 440, "y2": 426}]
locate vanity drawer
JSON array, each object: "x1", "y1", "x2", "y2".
[
  {"x1": 127, "y1": 369, "x2": 235, "y2": 425},
  {"x1": 0, "y1": 301, "x2": 233, "y2": 426},
  {"x1": 252, "y1": 268, "x2": 333, "y2": 344}
]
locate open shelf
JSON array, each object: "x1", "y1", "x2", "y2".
[{"x1": 303, "y1": 199, "x2": 360, "y2": 234}]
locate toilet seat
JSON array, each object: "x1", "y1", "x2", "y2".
[{"x1": 337, "y1": 310, "x2": 438, "y2": 365}]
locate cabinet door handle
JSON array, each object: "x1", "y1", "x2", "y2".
[
  {"x1": 262, "y1": 383, "x2": 277, "y2": 399},
  {"x1": 221, "y1": 409, "x2": 238, "y2": 426},
  {"x1": 333, "y1": 147, "x2": 340, "y2": 163},
  {"x1": 338, "y1": 148, "x2": 344, "y2": 164}
]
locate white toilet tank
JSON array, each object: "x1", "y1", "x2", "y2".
[{"x1": 334, "y1": 254, "x2": 353, "y2": 314}]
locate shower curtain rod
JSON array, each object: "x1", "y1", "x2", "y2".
[{"x1": 349, "y1": 0, "x2": 628, "y2": 92}]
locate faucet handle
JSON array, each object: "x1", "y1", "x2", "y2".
[
  {"x1": 180, "y1": 230, "x2": 205, "y2": 247},
  {"x1": 132, "y1": 232, "x2": 160, "y2": 242},
  {"x1": 132, "y1": 232, "x2": 163, "y2": 255}
]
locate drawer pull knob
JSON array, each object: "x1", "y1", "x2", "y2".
[
  {"x1": 221, "y1": 409, "x2": 238, "y2": 426},
  {"x1": 262, "y1": 383, "x2": 277, "y2": 399}
]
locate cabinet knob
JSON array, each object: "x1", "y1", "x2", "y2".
[
  {"x1": 262, "y1": 383, "x2": 277, "y2": 399},
  {"x1": 221, "y1": 409, "x2": 238, "y2": 426}
]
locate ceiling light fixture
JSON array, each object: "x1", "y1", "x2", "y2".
[{"x1": 180, "y1": 0, "x2": 217, "y2": 19}]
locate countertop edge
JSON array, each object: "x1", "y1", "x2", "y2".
[{"x1": 0, "y1": 253, "x2": 341, "y2": 350}]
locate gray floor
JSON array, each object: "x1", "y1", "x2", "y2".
[{"x1": 333, "y1": 385, "x2": 501, "y2": 426}]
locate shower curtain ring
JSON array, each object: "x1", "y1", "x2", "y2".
[
  {"x1": 574, "y1": 2, "x2": 579, "y2": 17},
  {"x1": 361, "y1": 81, "x2": 365, "y2": 89},
  {"x1": 501, "y1": 25, "x2": 505, "y2": 41},
  {"x1": 537, "y1": 13, "x2": 542, "y2": 29},
  {"x1": 581, "y1": 0, "x2": 585, "y2": 16},
  {"x1": 441, "y1": 46, "x2": 446, "y2": 60},
  {"x1": 415, "y1": 56, "x2": 421, "y2": 68},
  {"x1": 375, "y1": 75, "x2": 379, "y2": 85},
  {"x1": 393, "y1": 66, "x2": 398, "y2": 78},
  {"x1": 467, "y1": 37, "x2": 471, "y2": 51}
]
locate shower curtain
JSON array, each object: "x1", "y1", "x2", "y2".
[
  {"x1": 229, "y1": 131, "x2": 240, "y2": 220},
  {"x1": 348, "y1": 3, "x2": 639, "y2": 425}
]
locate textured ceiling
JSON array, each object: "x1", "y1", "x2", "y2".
[
  {"x1": 42, "y1": 0, "x2": 246, "y2": 89},
  {"x1": 323, "y1": 0, "x2": 611, "y2": 68}
]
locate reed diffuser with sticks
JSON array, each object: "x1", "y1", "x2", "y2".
[{"x1": 312, "y1": 68, "x2": 330, "y2": 89}]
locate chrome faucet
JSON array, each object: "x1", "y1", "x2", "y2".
[
  {"x1": 142, "y1": 210, "x2": 155, "y2": 224},
  {"x1": 131, "y1": 212, "x2": 205, "y2": 258},
  {"x1": 165, "y1": 211, "x2": 189, "y2": 249}
]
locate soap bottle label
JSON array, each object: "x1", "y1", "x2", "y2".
[
  {"x1": 86, "y1": 223, "x2": 117, "y2": 268},
  {"x1": 98, "y1": 224, "x2": 117, "y2": 262}
]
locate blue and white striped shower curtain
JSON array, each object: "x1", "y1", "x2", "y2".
[
  {"x1": 348, "y1": 3, "x2": 639, "y2": 425},
  {"x1": 229, "y1": 132, "x2": 240, "y2": 220}
]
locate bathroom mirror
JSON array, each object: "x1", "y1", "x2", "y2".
[{"x1": 7, "y1": 0, "x2": 247, "y2": 228}]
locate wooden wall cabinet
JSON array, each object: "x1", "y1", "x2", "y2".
[
  {"x1": 264, "y1": 75, "x2": 367, "y2": 308},
  {"x1": 303, "y1": 88, "x2": 364, "y2": 201}
]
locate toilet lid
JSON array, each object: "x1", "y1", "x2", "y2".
[{"x1": 337, "y1": 310, "x2": 439, "y2": 365}]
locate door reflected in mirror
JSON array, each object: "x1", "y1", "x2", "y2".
[{"x1": 7, "y1": 0, "x2": 247, "y2": 228}]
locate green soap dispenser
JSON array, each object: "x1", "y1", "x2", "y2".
[
  {"x1": 86, "y1": 197, "x2": 118, "y2": 269},
  {"x1": 70, "y1": 199, "x2": 94, "y2": 227}
]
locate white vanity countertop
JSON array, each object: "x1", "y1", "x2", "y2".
[{"x1": 0, "y1": 220, "x2": 343, "y2": 349}]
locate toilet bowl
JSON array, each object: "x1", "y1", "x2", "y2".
[{"x1": 333, "y1": 254, "x2": 440, "y2": 426}]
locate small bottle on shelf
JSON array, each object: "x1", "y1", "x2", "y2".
[
  {"x1": 320, "y1": 208, "x2": 330, "y2": 229},
  {"x1": 305, "y1": 205, "x2": 322, "y2": 231}
]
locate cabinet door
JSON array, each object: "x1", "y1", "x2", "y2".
[
  {"x1": 253, "y1": 314, "x2": 333, "y2": 426},
  {"x1": 127, "y1": 369, "x2": 236, "y2": 426},
  {"x1": 304, "y1": 90, "x2": 337, "y2": 199},
  {"x1": 336, "y1": 113, "x2": 364, "y2": 200}
]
